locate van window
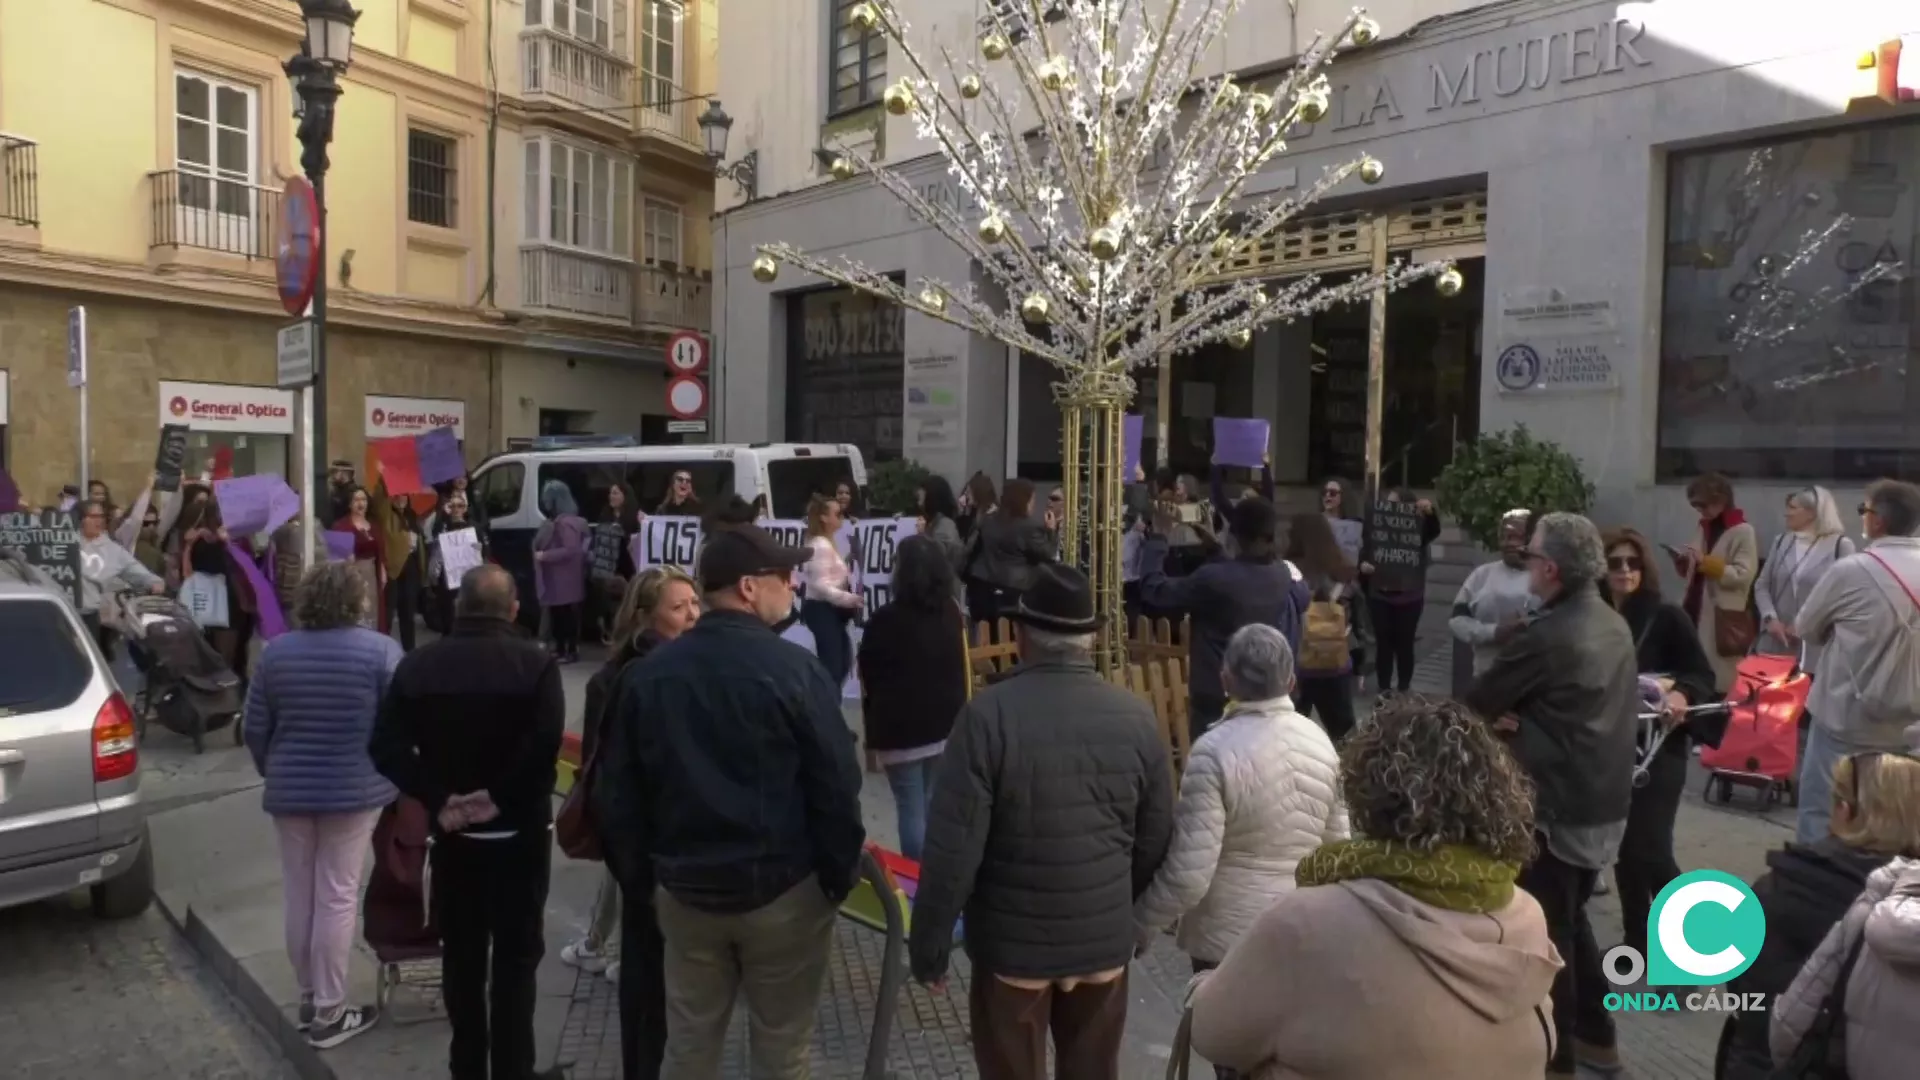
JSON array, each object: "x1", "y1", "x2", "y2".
[
  {"x1": 766, "y1": 457, "x2": 862, "y2": 519},
  {"x1": 474, "y1": 462, "x2": 524, "y2": 522},
  {"x1": 536, "y1": 460, "x2": 736, "y2": 521},
  {"x1": 0, "y1": 598, "x2": 91, "y2": 714}
]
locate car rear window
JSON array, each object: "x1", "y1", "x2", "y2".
[
  {"x1": 0, "y1": 598, "x2": 92, "y2": 715},
  {"x1": 766, "y1": 457, "x2": 863, "y2": 519}
]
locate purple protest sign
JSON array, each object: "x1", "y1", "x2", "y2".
[
  {"x1": 324, "y1": 530, "x2": 357, "y2": 562},
  {"x1": 214, "y1": 474, "x2": 296, "y2": 536},
  {"x1": 265, "y1": 483, "x2": 302, "y2": 537},
  {"x1": 415, "y1": 427, "x2": 465, "y2": 487},
  {"x1": 1211, "y1": 417, "x2": 1270, "y2": 468},
  {"x1": 0, "y1": 467, "x2": 18, "y2": 513},
  {"x1": 227, "y1": 541, "x2": 287, "y2": 640},
  {"x1": 1122, "y1": 414, "x2": 1144, "y2": 481}
]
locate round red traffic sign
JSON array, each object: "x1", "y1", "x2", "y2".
[
  {"x1": 277, "y1": 176, "x2": 321, "y2": 316},
  {"x1": 665, "y1": 330, "x2": 709, "y2": 374},
  {"x1": 665, "y1": 374, "x2": 708, "y2": 420}
]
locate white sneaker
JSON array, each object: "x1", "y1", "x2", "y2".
[
  {"x1": 561, "y1": 940, "x2": 610, "y2": 974},
  {"x1": 605, "y1": 961, "x2": 621, "y2": 985}
]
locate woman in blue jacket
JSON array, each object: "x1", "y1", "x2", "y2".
[{"x1": 244, "y1": 561, "x2": 404, "y2": 1051}]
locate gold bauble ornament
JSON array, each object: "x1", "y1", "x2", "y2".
[
  {"x1": 1351, "y1": 17, "x2": 1380, "y2": 47},
  {"x1": 1358, "y1": 157, "x2": 1385, "y2": 185},
  {"x1": 830, "y1": 156, "x2": 857, "y2": 181},
  {"x1": 958, "y1": 74, "x2": 983, "y2": 99},
  {"x1": 1435, "y1": 267, "x2": 1465, "y2": 297},
  {"x1": 1038, "y1": 57, "x2": 1068, "y2": 91},
  {"x1": 917, "y1": 286, "x2": 946, "y2": 313},
  {"x1": 1211, "y1": 234, "x2": 1237, "y2": 259},
  {"x1": 1226, "y1": 328, "x2": 1253, "y2": 349},
  {"x1": 977, "y1": 214, "x2": 1008, "y2": 245},
  {"x1": 1247, "y1": 93, "x2": 1275, "y2": 119},
  {"x1": 750, "y1": 254, "x2": 779, "y2": 283},
  {"x1": 1298, "y1": 89, "x2": 1330, "y2": 123},
  {"x1": 1216, "y1": 82, "x2": 1242, "y2": 110},
  {"x1": 981, "y1": 32, "x2": 1010, "y2": 60},
  {"x1": 848, "y1": 2, "x2": 879, "y2": 31},
  {"x1": 1019, "y1": 293, "x2": 1050, "y2": 324},
  {"x1": 882, "y1": 82, "x2": 915, "y2": 117},
  {"x1": 1250, "y1": 287, "x2": 1269, "y2": 308},
  {"x1": 1088, "y1": 226, "x2": 1121, "y2": 262}
]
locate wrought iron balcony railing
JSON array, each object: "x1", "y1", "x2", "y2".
[
  {"x1": 0, "y1": 134, "x2": 38, "y2": 227},
  {"x1": 149, "y1": 169, "x2": 281, "y2": 259}
]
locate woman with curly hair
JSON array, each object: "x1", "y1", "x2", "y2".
[
  {"x1": 1189, "y1": 695, "x2": 1562, "y2": 1079},
  {"x1": 243, "y1": 562, "x2": 404, "y2": 1049}
]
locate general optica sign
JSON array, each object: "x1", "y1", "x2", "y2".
[
  {"x1": 364, "y1": 395, "x2": 466, "y2": 440},
  {"x1": 157, "y1": 380, "x2": 296, "y2": 435}
]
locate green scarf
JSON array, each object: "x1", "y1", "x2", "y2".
[{"x1": 1296, "y1": 839, "x2": 1518, "y2": 914}]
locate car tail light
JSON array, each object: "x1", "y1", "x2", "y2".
[{"x1": 93, "y1": 693, "x2": 138, "y2": 783}]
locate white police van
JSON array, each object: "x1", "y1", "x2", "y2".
[{"x1": 470, "y1": 442, "x2": 868, "y2": 627}]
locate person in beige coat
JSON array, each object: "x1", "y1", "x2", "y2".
[
  {"x1": 1771, "y1": 855, "x2": 1920, "y2": 1079},
  {"x1": 1673, "y1": 473, "x2": 1759, "y2": 693},
  {"x1": 1187, "y1": 695, "x2": 1562, "y2": 1080}
]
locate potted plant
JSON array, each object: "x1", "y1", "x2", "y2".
[{"x1": 1435, "y1": 425, "x2": 1596, "y2": 551}]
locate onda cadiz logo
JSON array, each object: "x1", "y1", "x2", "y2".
[
  {"x1": 169, "y1": 396, "x2": 189, "y2": 418},
  {"x1": 1604, "y1": 870, "x2": 1769, "y2": 1013},
  {"x1": 371, "y1": 408, "x2": 387, "y2": 427}
]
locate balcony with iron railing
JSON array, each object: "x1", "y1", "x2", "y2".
[
  {"x1": 635, "y1": 264, "x2": 710, "y2": 332},
  {"x1": 520, "y1": 243, "x2": 635, "y2": 322},
  {"x1": 634, "y1": 74, "x2": 701, "y2": 147},
  {"x1": 521, "y1": 27, "x2": 634, "y2": 117},
  {"x1": 148, "y1": 169, "x2": 281, "y2": 260},
  {"x1": 0, "y1": 133, "x2": 38, "y2": 229}
]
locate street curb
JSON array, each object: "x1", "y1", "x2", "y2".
[{"x1": 154, "y1": 885, "x2": 337, "y2": 1080}]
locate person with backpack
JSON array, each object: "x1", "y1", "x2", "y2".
[
  {"x1": 1286, "y1": 513, "x2": 1364, "y2": 741},
  {"x1": 1793, "y1": 480, "x2": 1920, "y2": 845}
]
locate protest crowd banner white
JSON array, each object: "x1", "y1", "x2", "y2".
[
  {"x1": 627, "y1": 514, "x2": 914, "y2": 699},
  {"x1": 438, "y1": 527, "x2": 484, "y2": 587}
]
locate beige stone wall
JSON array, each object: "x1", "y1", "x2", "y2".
[{"x1": 0, "y1": 285, "x2": 496, "y2": 505}]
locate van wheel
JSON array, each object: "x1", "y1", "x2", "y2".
[{"x1": 91, "y1": 827, "x2": 155, "y2": 920}]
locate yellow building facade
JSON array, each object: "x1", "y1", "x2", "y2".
[{"x1": 0, "y1": 0, "x2": 717, "y2": 505}]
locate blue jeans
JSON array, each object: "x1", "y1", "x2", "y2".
[
  {"x1": 802, "y1": 599, "x2": 853, "y2": 686},
  {"x1": 885, "y1": 756, "x2": 940, "y2": 862},
  {"x1": 1797, "y1": 720, "x2": 1845, "y2": 845}
]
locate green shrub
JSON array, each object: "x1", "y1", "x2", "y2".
[
  {"x1": 866, "y1": 458, "x2": 933, "y2": 516},
  {"x1": 1435, "y1": 426, "x2": 1596, "y2": 550}
]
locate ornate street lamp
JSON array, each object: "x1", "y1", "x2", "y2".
[{"x1": 697, "y1": 99, "x2": 757, "y2": 201}]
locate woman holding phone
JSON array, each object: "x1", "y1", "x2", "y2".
[{"x1": 1671, "y1": 474, "x2": 1759, "y2": 694}]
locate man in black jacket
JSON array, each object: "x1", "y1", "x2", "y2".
[
  {"x1": 1464, "y1": 511, "x2": 1638, "y2": 1080},
  {"x1": 911, "y1": 563, "x2": 1175, "y2": 1080},
  {"x1": 370, "y1": 565, "x2": 565, "y2": 1080},
  {"x1": 599, "y1": 526, "x2": 864, "y2": 1079}
]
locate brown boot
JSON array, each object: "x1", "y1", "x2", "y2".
[{"x1": 1576, "y1": 1037, "x2": 1625, "y2": 1073}]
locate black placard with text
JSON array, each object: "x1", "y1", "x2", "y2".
[
  {"x1": 154, "y1": 425, "x2": 190, "y2": 493},
  {"x1": 0, "y1": 509, "x2": 83, "y2": 603},
  {"x1": 589, "y1": 523, "x2": 624, "y2": 579},
  {"x1": 1367, "y1": 499, "x2": 1427, "y2": 570}
]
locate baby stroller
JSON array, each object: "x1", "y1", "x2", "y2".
[
  {"x1": 1698, "y1": 652, "x2": 1812, "y2": 808},
  {"x1": 114, "y1": 592, "x2": 244, "y2": 753},
  {"x1": 1634, "y1": 674, "x2": 1732, "y2": 789}
]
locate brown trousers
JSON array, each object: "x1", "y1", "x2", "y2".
[{"x1": 968, "y1": 970, "x2": 1129, "y2": 1080}]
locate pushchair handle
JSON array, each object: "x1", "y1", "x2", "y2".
[{"x1": 1633, "y1": 700, "x2": 1733, "y2": 789}]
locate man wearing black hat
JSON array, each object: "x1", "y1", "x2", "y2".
[
  {"x1": 594, "y1": 525, "x2": 864, "y2": 1079},
  {"x1": 910, "y1": 563, "x2": 1175, "y2": 1080}
]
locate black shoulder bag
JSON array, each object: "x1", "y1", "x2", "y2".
[{"x1": 1770, "y1": 928, "x2": 1869, "y2": 1079}]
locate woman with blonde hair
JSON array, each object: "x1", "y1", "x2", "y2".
[
  {"x1": 800, "y1": 492, "x2": 862, "y2": 685},
  {"x1": 563, "y1": 566, "x2": 699, "y2": 1080},
  {"x1": 1755, "y1": 485, "x2": 1853, "y2": 659},
  {"x1": 1720, "y1": 751, "x2": 1920, "y2": 1079}
]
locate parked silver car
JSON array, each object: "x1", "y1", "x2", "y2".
[{"x1": 0, "y1": 581, "x2": 153, "y2": 917}]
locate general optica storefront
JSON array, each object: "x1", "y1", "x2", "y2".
[
  {"x1": 715, "y1": 0, "x2": 1920, "y2": 537},
  {"x1": 158, "y1": 380, "x2": 295, "y2": 482},
  {"x1": 364, "y1": 394, "x2": 467, "y2": 444}
]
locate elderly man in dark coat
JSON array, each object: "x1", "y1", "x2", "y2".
[{"x1": 910, "y1": 563, "x2": 1175, "y2": 1080}]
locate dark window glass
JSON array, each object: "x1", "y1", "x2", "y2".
[
  {"x1": 766, "y1": 457, "x2": 862, "y2": 519},
  {"x1": 1658, "y1": 119, "x2": 1919, "y2": 481},
  {"x1": 407, "y1": 129, "x2": 457, "y2": 228},
  {"x1": 828, "y1": 0, "x2": 886, "y2": 113},
  {"x1": 626, "y1": 461, "x2": 735, "y2": 513},
  {"x1": 474, "y1": 462, "x2": 524, "y2": 521},
  {"x1": 785, "y1": 286, "x2": 904, "y2": 466},
  {"x1": 0, "y1": 598, "x2": 91, "y2": 713}
]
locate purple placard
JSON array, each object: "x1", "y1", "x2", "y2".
[
  {"x1": 323, "y1": 530, "x2": 357, "y2": 562},
  {"x1": 415, "y1": 427, "x2": 465, "y2": 487},
  {"x1": 214, "y1": 474, "x2": 298, "y2": 536},
  {"x1": 1122, "y1": 414, "x2": 1144, "y2": 480},
  {"x1": 227, "y1": 541, "x2": 287, "y2": 640},
  {"x1": 1211, "y1": 417, "x2": 1270, "y2": 468}
]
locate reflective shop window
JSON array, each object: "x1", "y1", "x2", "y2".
[
  {"x1": 1657, "y1": 119, "x2": 1919, "y2": 481},
  {"x1": 785, "y1": 286, "x2": 905, "y2": 466}
]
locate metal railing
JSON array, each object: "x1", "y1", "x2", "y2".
[
  {"x1": 521, "y1": 27, "x2": 633, "y2": 115},
  {"x1": 149, "y1": 170, "x2": 281, "y2": 259},
  {"x1": 634, "y1": 74, "x2": 699, "y2": 145},
  {"x1": 520, "y1": 243, "x2": 634, "y2": 321},
  {"x1": 635, "y1": 264, "x2": 710, "y2": 331},
  {"x1": 0, "y1": 134, "x2": 38, "y2": 226}
]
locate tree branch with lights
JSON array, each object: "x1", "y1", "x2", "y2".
[{"x1": 749, "y1": 0, "x2": 1463, "y2": 672}]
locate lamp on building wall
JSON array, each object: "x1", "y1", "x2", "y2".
[
  {"x1": 697, "y1": 99, "x2": 758, "y2": 201},
  {"x1": 285, "y1": 0, "x2": 359, "y2": 524}
]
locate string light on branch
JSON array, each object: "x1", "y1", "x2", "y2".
[
  {"x1": 751, "y1": 253, "x2": 779, "y2": 283},
  {"x1": 1435, "y1": 267, "x2": 1465, "y2": 297},
  {"x1": 1020, "y1": 294, "x2": 1051, "y2": 324}
]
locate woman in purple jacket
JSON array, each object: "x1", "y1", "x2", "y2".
[{"x1": 534, "y1": 479, "x2": 590, "y2": 664}]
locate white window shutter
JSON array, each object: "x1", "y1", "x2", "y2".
[{"x1": 613, "y1": 0, "x2": 630, "y2": 61}]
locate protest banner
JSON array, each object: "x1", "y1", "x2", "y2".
[
  {"x1": 215, "y1": 474, "x2": 301, "y2": 537},
  {"x1": 415, "y1": 427, "x2": 465, "y2": 487},
  {"x1": 438, "y1": 527, "x2": 483, "y2": 586},
  {"x1": 628, "y1": 515, "x2": 703, "y2": 572},
  {"x1": 1211, "y1": 417, "x2": 1270, "y2": 468},
  {"x1": 154, "y1": 425, "x2": 190, "y2": 493},
  {"x1": 588, "y1": 523, "x2": 625, "y2": 579},
  {"x1": 1366, "y1": 498, "x2": 1428, "y2": 570},
  {"x1": 0, "y1": 509, "x2": 82, "y2": 604}
]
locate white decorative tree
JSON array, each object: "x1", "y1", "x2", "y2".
[{"x1": 749, "y1": 0, "x2": 1459, "y2": 671}]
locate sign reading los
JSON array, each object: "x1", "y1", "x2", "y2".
[{"x1": 159, "y1": 380, "x2": 296, "y2": 435}]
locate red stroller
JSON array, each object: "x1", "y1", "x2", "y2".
[{"x1": 1699, "y1": 653, "x2": 1812, "y2": 808}]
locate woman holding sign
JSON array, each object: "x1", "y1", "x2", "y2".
[{"x1": 801, "y1": 493, "x2": 863, "y2": 685}]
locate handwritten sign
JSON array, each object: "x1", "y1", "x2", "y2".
[
  {"x1": 1367, "y1": 499, "x2": 1428, "y2": 570},
  {"x1": 629, "y1": 516, "x2": 703, "y2": 572},
  {"x1": 0, "y1": 509, "x2": 82, "y2": 604},
  {"x1": 589, "y1": 524, "x2": 625, "y2": 579},
  {"x1": 438, "y1": 527, "x2": 483, "y2": 587},
  {"x1": 846, "y1": 518, "x2": 906, "y2": 615},
  {"x1": 154, "y1": 425, "x2": 190, "y2": 493}
]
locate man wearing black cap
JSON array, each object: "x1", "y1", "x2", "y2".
[
  {"x1": 594, "y1": 525, "x2": 864, "y2": 1079},
  {"x1": 910, "y1": 563, "x2": 1175, "y2": 1080}
]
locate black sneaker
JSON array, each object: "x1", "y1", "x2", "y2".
[
  {"x1": 308, "y1": 1004, "x2": 379, "y2": 1049},
  {"x1": 296, "y1": 996, "x2": 315, "y2": 1032}
]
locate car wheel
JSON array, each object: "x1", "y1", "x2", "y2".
[{"x1": 91, "y1": 827, "x2": 155, "y2": 920}]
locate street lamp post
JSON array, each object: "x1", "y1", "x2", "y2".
[
  {"x1": 697, "y1": 100, "x2": 757, "y2": 201},
  {"x1": 285, "y1": 0, "x2": 358, "y2": 521}
]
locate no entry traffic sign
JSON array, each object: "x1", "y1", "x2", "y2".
[
  {"x1": 666, "y1": 330, "x2": 710, "y2": 374},
  {"x1": 666, "y1": 374, "x2": 708, "y2": 420},
  {"x1": 277, "y1": 176, "x2": 321, "y2": 316}
]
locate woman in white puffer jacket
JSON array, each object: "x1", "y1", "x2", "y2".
[{"x1": 1135, "y1": 624, "x2": 1350, "y2": 978}]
